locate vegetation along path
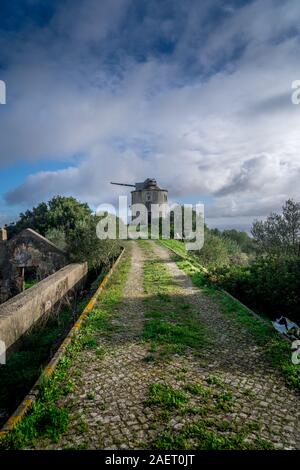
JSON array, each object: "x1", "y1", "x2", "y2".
[{"x1": 3, "y1": 240, "x2": 300, "y2": 450}]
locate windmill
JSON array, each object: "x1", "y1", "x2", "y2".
[{"x1": 111, "y1": 178, "x2": 168, "y2": 214}]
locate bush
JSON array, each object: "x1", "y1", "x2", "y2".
[
  {"x1": 222, "y1": 229, "x2": 257, "y2": 255},
  {"x1": 7, "y1": 196, "x2": 92, "y2": 238},
  {"x1": 208, "y1": 256, "x2": 300, "y2": 322},
  {"x1": 66, "y1": 215, "x2": 121, "y2": 272},
  {"x1": 194, "y1": 230, "x2": 245, "y2": 269}
]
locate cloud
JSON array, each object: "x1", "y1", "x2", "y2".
[{"x1": 1, "y1": 0, "x2": 300, "y2": 229}]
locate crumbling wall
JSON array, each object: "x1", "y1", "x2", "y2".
[{"x1": 0, "y1": 228, "x2": 68, "y2": 304}]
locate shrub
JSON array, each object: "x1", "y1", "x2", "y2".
[
  {"x1": 209, "y1": 256, "x2": 300, "y2": 322},
  {"x1": 194, "y1": 230, "x2": 245, "y2": 269}
]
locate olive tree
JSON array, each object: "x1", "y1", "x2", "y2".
[{"x1": 251, "y1": 199, "x2": 300, "y2": 256}]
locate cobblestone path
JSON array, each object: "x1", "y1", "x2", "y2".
[{"x1": 33, "y1": 241, "x2": 300, "y2": 450}]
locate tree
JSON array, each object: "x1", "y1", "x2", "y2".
[
  {"x1": 66, "y1": 215, "x2": 120, "y2": 272},
  {"x1": 45, "y1": 228, "x2": 67, "y2": 251},
  {"x1": 6, "y1": 196, "x2": 92, "y2": 237},
  {"x1": 251, "y1": 199, "x2": 300, "y2": 256},
  {"x1": 222, "y1": 229, "x2": 256, "y2": 254},
  {"x1": 7, "y1": 202, "x2": 49, "y2": 237},
  {"x1": 6, "y1": 196, "x2": 121, "y2": 272},
  {"x1": 47, "y1": 196, "x2": 92, "y2": 235}
]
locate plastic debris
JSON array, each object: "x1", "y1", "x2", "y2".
[{"x1": 272, "y1": 316, "x2": 300, "y2": 340}]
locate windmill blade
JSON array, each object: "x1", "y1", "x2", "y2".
[{"x1": 110, "y1": 182, "x2": 136, "y2": 188}]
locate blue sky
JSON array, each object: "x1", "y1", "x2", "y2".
[{"x1": 1, "y1": 0, "x2": 300, "y2": 231}]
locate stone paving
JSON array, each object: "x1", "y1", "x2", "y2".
[{"x1": 33, "y1": 241, "x2": 300, "y2": 450}]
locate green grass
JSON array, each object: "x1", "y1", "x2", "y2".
[
  {"x1": 140, "y1": 241, "x2": 210, "y2": 360},
  {"x1": 205, "y1": 375, "x2": 224, "y2": 387},
  {"x1": 152, "y1": 430, "x2": 189, "y2": 450},
  {"x1": 140, "y1": 242, "x2": 272, "y2": 449},
  {"x1": 147, "y1": 383, "x2": 188, "y2": 410},
  {"x1": 152, "y1": 416, "x2": 274, "y2": 450},
  {"x1": 215, "y1": 391, "x2": 234, "y2": 411},
  {"x1": 0, "y1": 298, "x2": 87, "y2": 424},
  {"x1": 24, "y1": 279, "x2": 39, "y2": 290},
  {"x1": 152, "y1": 400, "x2": 274, "y2": 450},
  {"x1": 0, "y1": 360, "x2": 72, "y2": 449},
  {"x1": 157, "y1": 239, "x2": 207, "y2": 273},
  {"x1": 0, "y1": 258, "x2": 122, "y2": 428},
  {"x1": 0, "y1": 248, "x2": 131, "y2": 450},
  {"x1": 183, "y1": 383, "x2": 211, "y2": 400},
  {"x1": 159, "y1": 239, "x2": 300, "y2": 391}
]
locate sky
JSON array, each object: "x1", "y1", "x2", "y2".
[{"x1": 0, "y1": 0, "x2": 300, "y2": 232}]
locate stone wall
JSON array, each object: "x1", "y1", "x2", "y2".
[
  {"x1": 0, "y1": 262, "x2": 88, "y2": 351},
  {"x1": 0, "y1": 228, "x2": 68, "y2": 304}
]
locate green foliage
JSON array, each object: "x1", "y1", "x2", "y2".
[
  {"x1": 141, "y1": 245, "x2": 209, "y2": 359},
  {"x1": 183, "y1": 383, "x2": 211, "y2": 400},
  {"x1": 0, "y1": 305, "x2": 78, "y2": 419},
  {"x1": 168, "y1": 245, "x2": 300, "y2": 391},
  {"x1": 206, "y1": 375, "x2": 223, "y2": 386},
  {"x1": 24, "y1": 279, "x2": 38, "y2": 290},
  {"x1": 183, "y1": 421, "x2": 273, "y2": 450},
  {"x1": 162, "y1": 230, "x2": 249, "y2": 269},
  {"x1": 215, "y1": 391, "x2": 234, "y2": 411},
  {"x1": 196, "y1": 230, "x2": 232, "y2": 268},
  {"x1": 6, "y1": 195, "x2": 121, "y2": 272},
  {"x1": 66, "y1": 214, "x2": 120, "y2": 271},
  {"x1": 252, "y1": 199, "x2": 300, "y2": 256},
  {"x1": 0, "y1": 360, "x2": 72, "y2": 449},
  {"x1": 222, "y1": 229, "x2": 257, "y2": 255},
  {"x1": 196, "y1": 229, "x2": 255, "y2": 268},
  {"x1": 153, "y1": 407, "x2": 273, "y2": 450},
  {"x1": 147, "y1": 383, "x2": 188, "y2": 410},
  {"x1": 7, "y1": 196, "x2": 92, "y2": 238},
  {"x1": 45, "y1": 228, "x2": 67, "y2": 251},
  {"x1": 143, "y1": 318, "x2": 207, "y2": 353},
  {"x1": 1, "y1": 402, "x2": 69, "y2": 450},
  {"x1": 152, "y1": 431, "x2": 189, "y2": 450},
  {"x1": 209, "y1": 256, "x2": 300, "y2": 323}
]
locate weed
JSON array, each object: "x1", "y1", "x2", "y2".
[
  {"x1": 215, "y1": 391, "x2": 234, "y2": 411},
  {"x1": 159, "y1": 239, "x2": 300, "y2": 392},
  {"x1": 140, "y1": 245, "x2": 210, "y2": 359},
  {"x1": 206, "y1": 375, "x2": 223, "y2": 387},
  {"x1": 147, "y1": 383, "x2": 188, "y2": 410},
  {"x1": 95, "y1": 346, "x2": 107, "y2": 358},
  {"x1": 183, "y1": 383, "x2": 211, "y2": 400},
  {"x1": 152, "y1": 431, "x2": 189, "y2": 450}
]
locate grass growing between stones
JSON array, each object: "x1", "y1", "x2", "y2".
[
  {"x1": 139, "y1": 242, "x2": 273, "y2": 450},
  {"x1": 147, "y1": 383, "x2": 188, "y2": 410},
  {"x1": 0, "y1": 248, "x2": 131, "y2": 450},
  {"x1": 146, "y1": 379, "x2": 273, "y2": 450},
  {"x1": 140, "y1": 241, "x2": 210, "y2": 360},
  {"x1": 159, "y1": 240, "x2": 300, "y2": 391},
  {"x1": 153, "y1": 420, "x2": 274, "y2": 451}
]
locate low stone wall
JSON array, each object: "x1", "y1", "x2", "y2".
[{"x1": 0, "y1": 262, "x2": 88, "y2": 351}]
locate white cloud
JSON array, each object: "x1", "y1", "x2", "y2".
[{"x1": 2, "y1": 0, "x2": 300, "y2": 229}]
